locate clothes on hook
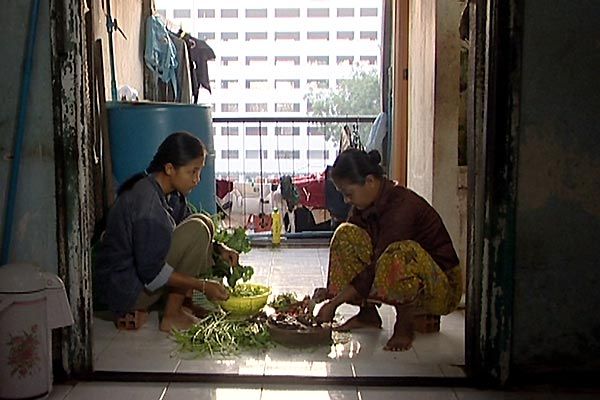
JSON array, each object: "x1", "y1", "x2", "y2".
[{"x1": 144, "y1": 14, "x2": 215, "y2": 104}]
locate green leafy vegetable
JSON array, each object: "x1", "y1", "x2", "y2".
[
  {"x1": 211, "y1": 214, "x2": 252, "y2": 254},
  {"x1": 171, "y1": 312, "x2": 273, "y2": 357},
  {"x1": 211, "y1": 254, "x2": 254, "y2": 288},
  {"x1": 269, "y1": 292, "x2": 299, "y2": 311}
]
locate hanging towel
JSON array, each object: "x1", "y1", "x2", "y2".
[
  {"x1": 144, "y1": 15, "x2": 178, "y2": 98},
  {"x1": 168, "y1": 32, "x2": 192, "y2": 103}
]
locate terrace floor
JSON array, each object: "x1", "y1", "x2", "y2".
[{"x1": 92, "y1": 246, "x2": 465, "y2": 378}]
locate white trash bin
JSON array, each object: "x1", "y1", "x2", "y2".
[{"x1": 0, "y1": 263, "x2": 74, "y2": 399}]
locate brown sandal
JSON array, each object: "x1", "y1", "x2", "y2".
[
  {"x1": 115, "y1": 310, "x2": 148, "y2": 330},
  {"x1": 414, "y1": 314, "x2": 441, "y2": 333}
]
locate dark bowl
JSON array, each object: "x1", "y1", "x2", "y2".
[{"x1": 267, "y1": 321, "x2": 332, "y2": 347}]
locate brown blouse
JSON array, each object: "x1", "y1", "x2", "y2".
[{"x1": 347, "y1": 180, "x2": 459, "y2": 298}]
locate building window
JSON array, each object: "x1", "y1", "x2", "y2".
[
  {"x1": 307, "y1": 79, "x2": 329, "y2": 89},
  {"x1": 246, "y1": 150, "x2": 268, "y2": 159},
  {"x1": 306, "y1": 100, "x2": 314, "y2": 113},
  {"x1": 157, "y1": 9, "x2": 166, "y2": 18},
  {"x1": 173, "y1": 9, "x2": 191, "y2": 18},
  {"x1": 307, "y1": 150, "x2": 329, "y2": 159},
  {"x1": 307, "y1": 56, "x2": 329, "y2": 65},
  {"x1": 221, "y1": 9, "x2": 238, "y2": 18},
  {"x1": 221, "y1": 126, "x2": 239, "y2": 136},
  {"x1": 220, "y1": 103, "x2": 238, "y2": 112},
  {"x1": 246, "y1": 56, "x2": 268, "y2": 66},
  {"x1": 246, "y1": 80, "x2": 269, "y2": 89},
  {"x1": 275, "y1": 127, "x2": 300, "y2": 136},
  {"x1": 360, "y1": 7, "x2": 378, "y2": 17},
  {"x1": 275, "y1": 150, "x2": 300, "y2": 159},
  {"x1": 198, "y1": 9, "x2": 215, "y2": 18},
  {"x1": 337, "y1": 31, "x2": 354, "y2": 40},
  {"x1": 307, "y1": 31, "x2": 329, "y2": 40},
  {"x1": 275, "y1": 56, "x2": 300, "y2": 66},
  {"x1": 360, "y1": 31, "x2": 378, "y2": 41},
  {"x1": 221, "y1": 56, "x2": 238, "y2": 66},
  {"x1": 220, "y1": 79, "x2": 239, "y2": 89},
  {"x1": 197, "y1": 32, "x2": 215, "y2": 41},
  {"x1": 221, "y1": 150, "x2": 239, "y2": 159},
  {"x1": 275, "y1": 32, "x2": 300, "y2": 41},
  {"x1": 307, "y1": 126, "x2": 325, "y2": 136},
  {"x1": 221, "y1": 32, "x2": 238, "y2": 41},
  {"x1": 336, "y1": 56, "x2": 354, "y2": 65},
  {"x1": 307, "y1": 8, "x2": 329, "y2": 18},
  {"x1": 275, "y1": 8, "x2": 300, "y2": 18},
  {"x1": 246, "y1": 103, "x2": 268, "y2": 112},
  {"x1": 274, "y1": 79, "x2": 300, "y2": 89},
  {"x1": 246, "y1": 127, "x2": 268, "y2": 136},
  {"x1": 360, "y1": 56, "x2": 377, "y2": 65},
  {"x1": 245, "y1": 8, "x2": 267, "y2": 18},
  {"x1": 275, "y1": 103, "x2": 300, "y2": 112},
  {"x1": 337, "y1": 8, "x2": 354, "y2": 17},
  {"x1": 245, "y1": 32, "x2": 268, "y2": 41},
  {"x1": 336, "y1": 79, "x2": 350, "y2": 87}
]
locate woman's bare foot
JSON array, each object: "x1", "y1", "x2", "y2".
[
  {"x1": 335, "y1": 305, "x2": 382, "y2": 332},
  {"x1": 159, "y1": 308, "x2": 199, "y2": 333},
  {"x1": 384, "y1": 304, "x2": 415, "y2": 351}
]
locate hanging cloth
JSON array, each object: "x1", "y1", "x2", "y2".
[
  {"x1": 181, "y1": 33, "x2": 216, "y2": 102},
  {"x1": 168, "y1": 32, "x2": 192, "y2": 103},
  {"x1": 144, "y1": 15, "x2": 178, "y2": 98}
]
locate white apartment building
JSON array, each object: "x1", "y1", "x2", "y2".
[{"x1": 155, "y1": 0, "x2": 383, "y2": 180}]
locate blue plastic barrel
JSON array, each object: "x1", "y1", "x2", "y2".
[{"x1": 106, "y1": 102, "x2": 215, "y2": 214}]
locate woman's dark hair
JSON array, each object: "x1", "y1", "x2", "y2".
[
  {"x1": 117, "y1": 131, "x2": 206, "y2": 195},
  {"x1": 330, "y1": 148, "x2": 385, "y2": 185}
]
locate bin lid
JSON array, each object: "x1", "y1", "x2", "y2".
[{"x1": 0, "y1": 263, "x2": 45, "y2": 293}]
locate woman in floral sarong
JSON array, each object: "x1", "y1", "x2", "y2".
[{"x1": 316, "y1": 149, "x2": 462, "y2": 351}]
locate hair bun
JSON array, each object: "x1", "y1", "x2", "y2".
[{"x1": 367, "y1": 150, "x2": 381, "y2": 165}]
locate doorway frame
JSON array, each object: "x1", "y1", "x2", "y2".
[
  {"x1": 51, "y1": 0, "x2": 523, "y2": 388},
  {"x1": 464, "y1": 0, "x2": 521, "y2": 385}
]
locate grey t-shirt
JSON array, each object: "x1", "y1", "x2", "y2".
[{"x1": 95, "y1": 174, "x2": 191, "y2": 315}]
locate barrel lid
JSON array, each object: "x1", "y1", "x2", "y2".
[{"x1": 0, "y1": 263, "x2": 45, "y2": 293}]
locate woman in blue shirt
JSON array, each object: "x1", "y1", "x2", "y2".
[{"x1": 96, "y1": 131, "x2": 236, "y2": 332}]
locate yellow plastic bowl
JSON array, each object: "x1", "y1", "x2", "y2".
[{"x1": 218, "y1": 283, "x2": 271, "y2": 316}]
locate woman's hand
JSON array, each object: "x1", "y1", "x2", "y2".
[
  {"x1": 202, "y1": 280, "x2": 229, "y2": 301},
  {"x1": 218, "y1": 245, "x2": 239, "y2": 267},
  {"x1": 316, "y1": 300, "x2": 338, "y2": 323}
]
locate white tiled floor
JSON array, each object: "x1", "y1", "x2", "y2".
[
  {"x1": 93, "y1": 247, "x2": 465, "y2": 377},
  {"x1": 47, "y1": 383, "x2": 600, "y2": 400}
]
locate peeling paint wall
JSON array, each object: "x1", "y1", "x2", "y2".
[
  {"x1": 0, "y1": 0, "x2": 57, "y2": 272},
  {"x1": 514, "y1": 0, "x2": 600, "y2": 370}
]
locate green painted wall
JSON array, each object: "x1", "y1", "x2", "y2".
[
  {"x1": 0, "y1": 0, "x2": 57, "y2": 273},
  {"x1": 513, "y1": 0, "x2": 600, "y2": 370}
]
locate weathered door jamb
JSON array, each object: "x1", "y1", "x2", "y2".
[
  {"x1": 50, "y1": 0, "x2": 94, "y2": 376},
  {"x1": 465, "y1": 0, "x2": 522, "y2": 386}
]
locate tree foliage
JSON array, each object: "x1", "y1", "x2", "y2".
[{"x1": 305, "y1": 68, "x2": 381, "y2": 143}]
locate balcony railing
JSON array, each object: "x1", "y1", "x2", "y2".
[{"x1": 211, "y1": 115, "x2": 376, "y2": 233}]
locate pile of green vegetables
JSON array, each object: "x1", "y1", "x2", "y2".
[{"x1": 172, "y1": 312, "x2": 272, "y2": 356}]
